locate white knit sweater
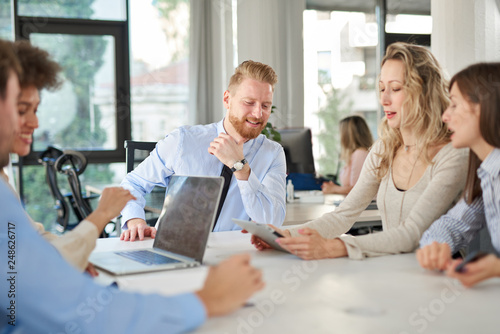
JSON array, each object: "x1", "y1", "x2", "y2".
[{"x1": 288, "y1": 140, "x2": 469, "y2": 259}]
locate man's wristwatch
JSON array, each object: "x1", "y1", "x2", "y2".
[{"x1": 231, "y1": 158, "x2": 247, "y2": 172}]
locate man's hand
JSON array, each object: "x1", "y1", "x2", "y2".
[
  {"x1": 416, "y1": 241, "x2": 452, "y2": 271},
  {"x1": 276, "y1": 228, "x2": 347, "y2": 260},
  {"x1": 195, "y1": 254, "x2": 264, "y2": 317},
  {"x1": 208, "y1": 133, "x2": 250, "y2": 180},
  {"x1": 208, "y1": 133, "x2": 244, "y2": 167},
  {"x1": 446, "y1": 254, "x2": 500, "y2": 287},
  {"x1": 87, "y1": 187, "x2": 136, "y2": 233},
  {"x1": 120, "y1": 218, "x2": 157, "y2": 241}
]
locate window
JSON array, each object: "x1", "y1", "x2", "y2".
[
  {"x1": 303, "y1": 2, "x2": 431, "y2": 177},
  {"x1": 17, "y1": 17, "x2": 130, "y2": 164},
  {"x1": 304, "y1": 9, "x2": 379, "y2": 176},
  {"x1": 10, "y1": 0, "x2": 192, "y2": 233},
  {"x1": 0, "y1": 0, "x2": 12, "y2": 40},
  {"x1": 129, "y1": 0, "x2": 190, "y2": 141},
  {"x1": 385, "y1": 0, "x2": 432, "y2": 47},
  {"x1": 30, "y1": 33, "x2": 118, "y2": 152},
  {"x1": 17, "y1": 0, "x2": 127, "y2": 21},
  {"x1": 12, "y1": 0, "x2": 130, "y2": 232}
]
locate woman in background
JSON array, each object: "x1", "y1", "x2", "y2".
[
  {"x1": 322, "y1": 115, "x2": 373, "y2": 195},
  {"x1": 417, "y1": 62, "x2": 500, "y2": 287}
]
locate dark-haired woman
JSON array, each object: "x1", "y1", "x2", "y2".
[{"x1": 417, "y1": 62, "x2": 500, "y2": 287}]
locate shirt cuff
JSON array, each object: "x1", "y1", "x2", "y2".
[
  {"x1": 49, "y1": 220, "x2": 99, "y2": 271},
  {"x1": 338, "y1": 235, "x2": 364, "y2": 260},
  {"x1": 73, "y1": 220, "x2": 100, "y2": 240},
  {"x1": 419, "y1": 232, "x2": 450, "y2": 249},
  {"x1": 178, "y1": 292, "x2": 208, "y2": 330},
  {"x1": 288, "y1": 227, "x2": 301, "y2": 237},
  {"x1": 236, "y1": 169, "x2": 261, "y2": 196},
  {"x1": 121, "y1": 204, "x2": 146, "y2": 229}
]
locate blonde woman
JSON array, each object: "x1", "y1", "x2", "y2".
[
  {"x1": 251, "y1": 42, "x2": 469, "y2": 260},
  {"x1": 322, "y1": 115, "x2": 373, "y2": 195}
]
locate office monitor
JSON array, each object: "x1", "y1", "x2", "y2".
[{"x1": 277, "y1": 128, "x2": 316, "y2": 174}]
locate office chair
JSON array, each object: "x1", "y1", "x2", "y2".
[
  {"x1": 39, "y1": 147, "x2": 106, "y2": 237},
  {"x1": 54, "y1": 150, "x2": 111, "y2": 237},
  {"x1": 125, "y1": 140, "x2": 157, "y2": 173},
  {"x1": 124, "y1": 140, "x2": 164, "y2": 226},
  {"x1": 54, "y1": 150, "x2": 93, "y2": 221},
  {"x1": 39, "y1": 147, "x2": 71, "y2": 231}
]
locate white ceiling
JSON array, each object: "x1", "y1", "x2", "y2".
[{"x1": 306, "y1": 0, "x2": 431, "y2": 15}]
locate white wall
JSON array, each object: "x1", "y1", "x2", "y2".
[
  {"x1": 431, "y1": 0, "x2": 500, "y2": 78},
  {"x1": 237, "y1": 0, "x2": 306, "y2": 128}
]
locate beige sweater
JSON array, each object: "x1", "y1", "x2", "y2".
[
  {"x1": 31, "y1": 220, "x2": 99, "y2": 271},
  {"x1": 1, "y1": 171, "x2": 98, "y2": 271},
  {"x1": 288, "y1": 141, "x2": 469, "y2": 259}
]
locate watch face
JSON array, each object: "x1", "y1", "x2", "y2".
[{"x1": 233, "y1": 162, "x2": 243, "y2": 170}]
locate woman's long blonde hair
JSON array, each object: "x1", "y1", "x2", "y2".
[{"x1": 376, "y1": 42, "x2": 450, "y2": 180}]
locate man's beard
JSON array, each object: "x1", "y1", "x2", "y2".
[{"x1": 229, "y1": 113, "x2": 266, "y2": 140}]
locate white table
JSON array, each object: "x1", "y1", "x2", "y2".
[{"x1": 93, "y1": 231, "x2": 500, "y2": 334}]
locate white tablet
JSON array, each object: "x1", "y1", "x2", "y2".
[{"x1": 232, "y1": 219, "x2": 289, "y2": 253}]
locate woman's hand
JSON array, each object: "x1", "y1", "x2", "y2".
[
  {"x1": 321, "y1": 181, "x2": 340, "y2": 194},
  {"x1": 87, "y1": 187, "x2": 136, "y2": 233},
  {"x1": 85, "y1": 262, "x2": 99, "y2": 277},
  {"x1": 276, "y1": 228, "x2": 347, "y2": 260},
  {"x1": 446, "y1": 254, "x2": 500, "y2": 287},
  {"x1": 416, "y1": 241, "x2": 452, "y2": 271},
  {"x1": 242, "y1": 225, "x2": 291, "y2": 251}
]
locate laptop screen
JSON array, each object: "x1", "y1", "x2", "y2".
[{"x1": 153, "y1": 175, "x2": 223, "y2": 262}]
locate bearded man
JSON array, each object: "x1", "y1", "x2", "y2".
[{"x1": 120, "y1": 60, "x2": 286, "y2": 240}]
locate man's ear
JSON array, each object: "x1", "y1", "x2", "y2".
[{"x1": 223, "y1": 90, "x2": 231, "y2": 109}]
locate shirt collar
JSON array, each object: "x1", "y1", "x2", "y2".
[
  {"x1": 216, "y1": 118, "x2": 226, "y2": 135},
  {"x1": 217, "y1": 118, "x2": 258, "y2": 148},
  {"x1": 478, "y1": 148, "x2": 500, "y2": 179}
]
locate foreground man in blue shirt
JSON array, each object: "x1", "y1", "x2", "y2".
[
  {"x1": 0, "y1": 39, "x2": 264, "y2": 333},
  {"x1": 120, "y1": 60, "x2": 287, "y2": 240}
]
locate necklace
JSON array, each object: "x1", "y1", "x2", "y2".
[
  {"x1": 404, "y1": 144, "x2": 416, "y2": 151},
  {"x1": 382, "y1": 149, "x2": 421, "y2": 226}
]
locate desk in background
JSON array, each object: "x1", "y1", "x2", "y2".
[
  {"x1": 92, "y1": 232, "x2": 500, "y2": 334},
  {"x1": 284, "y1": 191, "x2": 382, "y2": 232}
]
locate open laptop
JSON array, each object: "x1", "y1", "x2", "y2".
[{"x1": 90, "y1": 175, "x2": 224, "y2": 275}]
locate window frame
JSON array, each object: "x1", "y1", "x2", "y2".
[
  {"x1": 15, "y1": 15, "x2": 131, "y2": 165},
  {"x1": 11, "y1": 0, "x2": 131, "y2": 203}
]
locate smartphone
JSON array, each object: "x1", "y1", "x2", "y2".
[{"x1": 455, "y1": 250, "x2": 489, "y2": 273}]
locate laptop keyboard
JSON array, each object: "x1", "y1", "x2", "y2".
[{"x1": 115, "y1": 250, "x2": 181, "y2": 266}]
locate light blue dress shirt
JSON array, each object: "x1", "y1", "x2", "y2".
[
  {"x1": 0, "y1": 179, "x2": 206, "y2": 333},
  {"x1": 420, "y1": 148, "x2": 500, "y2": 253},
  {"x1": 120, "y1": 119, "x2": 287, "y2": 231}
]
